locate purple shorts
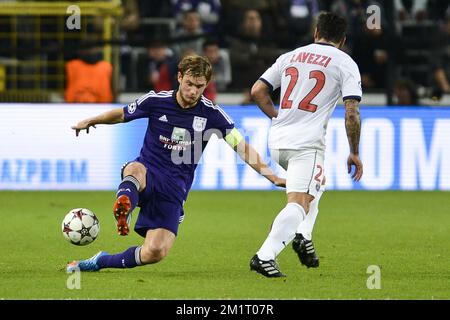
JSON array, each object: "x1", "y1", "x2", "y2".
[{"x1": 121, "y1": 160, "x2": 185, "y2": 237}]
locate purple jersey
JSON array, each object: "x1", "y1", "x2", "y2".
[{"x1": 123, "y1": 90, "x2": 234, "y2": 199}]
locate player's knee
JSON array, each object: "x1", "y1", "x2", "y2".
[
  {"x1": 124, "y1": 163, "x2": 145, "y2": 178},
  {"x1": 303, "y1": 202, "x2": 311, "y2": 214},
  {"x1": 293, "y1": 201, "x2": 310, "y2": 214},
  {"x1": 123, "y1": 162, "x2": 147, "y2": 191},
  {"x1": 304, "y1": 197, "x2": 315, "y2": 213},
  {"x1": 140, "y1": 244, "x2": 169, "y2": 264},
  {"x1": 287, "y1": 193, "x2": 314, "y2": 214}
]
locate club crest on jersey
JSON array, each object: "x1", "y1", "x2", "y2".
[
  {"x1": 192, "y1": 116, "x2": 207, "y2": 131},
  {"x1": 127, "y1": 101, "x2": 137, "y2": 114}
]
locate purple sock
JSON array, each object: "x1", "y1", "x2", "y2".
[
  {"x1": 97, "y1": 246, "x2": 142, "y2": 269},
  {"x1": 117, "y1": 176, "x2": 139, "y2": 213}
]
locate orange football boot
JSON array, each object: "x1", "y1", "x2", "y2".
[{"x1": 113, "y1": 195, "x2": 132, "y2": 236}]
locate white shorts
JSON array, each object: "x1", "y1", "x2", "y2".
[{"x1": 271, "y1": 149, "x2": 325, "y2": 197}]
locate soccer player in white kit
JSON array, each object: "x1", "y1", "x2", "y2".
[{"x1": 249, "y1": 12, "x2": 363, "y2": 277}]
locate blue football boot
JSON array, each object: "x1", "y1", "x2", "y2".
[{"x1": 67, "y1": 251, "x2": 108, "y2": 272}]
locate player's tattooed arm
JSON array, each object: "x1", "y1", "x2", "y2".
[
  {"x1": 71, "y1": 107, "x2": 124, "y2": 136},
  {"x1": 344, "y1": 99, "x2": 361, "y2": 154},
  {"x1": 251, "y1": 80, "x2": 278, "y2": 119},
  {"x1": 344, "y1": 98, "x2": 363, "y2": 181}
]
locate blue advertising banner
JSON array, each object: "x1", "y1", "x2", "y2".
[
  {"x1": 1, "y1": 104, "x2": 449, "y2": 190},
  {"x1": 115, "y1": 105, "x2": 450, "y2": 191}
]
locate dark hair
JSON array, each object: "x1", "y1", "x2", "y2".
[
  {"x1": 202, "y1": 38, "x2": 219, "y2": 50},
  {"x1": 183, "y1": 9, "x2": 199, "y2": 17},
  {"x1": 147, "y1": 38, "x2": 167, "y2": 48},
  {"x1": 316, "y1": 12, "x2": 347, "y2": 43},
  {"x1": 178, "y1": 54, "x2": 212, "y2": 82},
  {"x1": 394, "y1": 78, "x2": 418, "y2": 105}
]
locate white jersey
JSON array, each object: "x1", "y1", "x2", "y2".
[{"x1": 260, "y1": 42, "x2": 362, "y2": 151}]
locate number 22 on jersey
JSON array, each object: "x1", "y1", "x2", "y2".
[{"x1": 280, "y1": 67, "x2": 325, "y2": 113}]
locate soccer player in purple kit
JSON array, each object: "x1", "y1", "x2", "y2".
[{"x1": 67, "y1": 55, "x2": 285, "y2": 272}]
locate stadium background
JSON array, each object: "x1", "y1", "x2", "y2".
[
  {"x1": 0, "y1": 0, "x2": 449, "y2": 301},
  {"x1": 0, "y1": 0, "x2": 449, "y2": 191}
]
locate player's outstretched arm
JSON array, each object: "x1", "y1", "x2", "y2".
[
  {"x1": 230, "y1": 137, "x2": 285, "y2": 187},
  {"x1": 71, "y1": 107, "x2": 125, "y2": 136},
  {"x1": 251, "y1": 80, "x2": 278, "y2": 119},
  {"x1": 344, "y1": 99, "x2": 363, "y2": 181}
]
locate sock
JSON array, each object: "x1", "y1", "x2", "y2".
[
  {"x1": 117, "y1": 175, "x2": 140, "y2": 214},
  {"x1": 97, "y1": 246, "x2": 142, "y2": 269},
  {"x1": 256, "y1": 203, "x2": 306, "y2": 261},
  {"x1": 297, "y1": 188, "x2": 325, "y2": 240}
]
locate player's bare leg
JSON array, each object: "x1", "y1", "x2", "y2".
[
  {"x1": 114, "y1": 162, "x2": 146, "y2": 236},
  {"x1": 140, "y1": 228, "x2": 176, "y2": 264}
]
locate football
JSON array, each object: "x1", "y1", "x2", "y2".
[{"x1": 62, "y1": 208, "x2": 100, "y2": 246}]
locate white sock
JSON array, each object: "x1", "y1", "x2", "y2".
[
  {"x1": 257, "y1": 203, "x2": 306, "y2": 261},
  {"x1": 296, "y1": 189, "x2": 324, "y2": 241}
]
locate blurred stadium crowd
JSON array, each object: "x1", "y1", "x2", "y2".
[{"x1": 0, "y1": 0, "x2": 449, "y2": 105}]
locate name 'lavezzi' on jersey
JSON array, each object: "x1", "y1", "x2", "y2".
[{"x1": 260, "y1": 42, "x2": 362, "y2": 151}]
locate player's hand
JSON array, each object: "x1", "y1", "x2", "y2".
[
  {"x1": 273, "y1": 177, "x2": 286, "y2": 188},
  {"x1": 347, "y1": 153, "x2": 363, "y2": 181},
  {"x1": 71, "y1": 120, "x2": 96, "y2": 137}
]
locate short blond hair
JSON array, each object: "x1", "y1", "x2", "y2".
[{"x1": 178, "y1": 55, "x2": 212, "y2": 82}]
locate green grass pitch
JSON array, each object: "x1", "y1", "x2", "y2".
[{"x1": 0, "y1": 190, "x2": 449, "y2": 300}]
